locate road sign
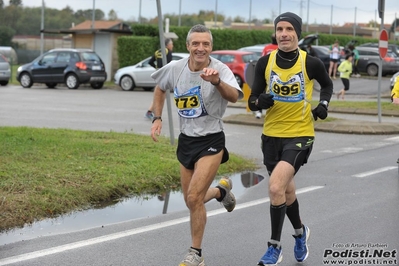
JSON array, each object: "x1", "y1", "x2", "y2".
[{"x1": 379, "y1": 29, "x2": 389, "y2": 59}]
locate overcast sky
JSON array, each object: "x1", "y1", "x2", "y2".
[{"x1": 22, "y1": 0, "x2": 398, "y2": 26}]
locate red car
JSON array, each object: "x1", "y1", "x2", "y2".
[{"x1": 210, "y1": 50, "x2": 258, "y2": 88}]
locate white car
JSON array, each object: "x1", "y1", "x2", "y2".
[{"x1": 114, "y1": 52, "x2": 189, "y2": 91}]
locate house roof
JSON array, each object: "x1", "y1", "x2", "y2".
[{"x1": 42, "y1": 20, "x2": 132, "y2": 34}]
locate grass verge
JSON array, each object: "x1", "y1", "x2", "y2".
[{"x1": 0, "y1": 127, "x2": 257, "y2": 232}]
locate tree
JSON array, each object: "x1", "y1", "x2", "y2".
[
  {"x1": 108, "y1": 9, "x2": 118, "y2": 20},
  {"x1": 0, "y1": 25, "x2": 16, "y2": 46},
  {"x1": 9, "y1": 0, "x2": 22, "y2": 6}
]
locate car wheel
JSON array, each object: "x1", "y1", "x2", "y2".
[
  {"x1": 0, "y1": 81, "x2": 8, "y2": 86},
  {"x1": 366, "y1": 64, "x2": 378, "y2": 76},
  {"x1": 143, "y1": 87, "x2": 154, "y2": 92},
  {"x1": 120, "y1": 75, "x2": 134, "y2": 91},
  {"x1": 46, "y1": 83, "x2": 57, "y2": 88},
  {"x1": 20, "y1": 72, "x2": 33, "y2": 88},
  {"x1": 235, "y1": 74, "x2": 243, "y2": 88},
  {"x1": 66, "y1": 73, "x2": 80, "y2": 89},
  {"x1": 91, "y1": 82, "x2": 104, "y2": 89}
]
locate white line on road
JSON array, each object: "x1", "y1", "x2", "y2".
[
  {"x1": 0, "y1": 186, "x2": 323, "y2": 266},
  {"x1": 352, "y1": 166, "x2": 398, "y2": 178}
]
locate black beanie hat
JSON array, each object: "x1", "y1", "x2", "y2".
[{"x1": 274, "y1": 12, "x2": 302, "y2": 39}]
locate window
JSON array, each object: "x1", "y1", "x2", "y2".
[
  {"x1": 41, "y1": 53, "x2": 56, "y2": 65},
  {"x1": 56, "y1": 52, "x2": 71, "y2": 63}
]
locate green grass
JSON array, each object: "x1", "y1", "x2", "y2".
[{"x1": 0, "y1": 127, "x2": 257, "y2": 232}]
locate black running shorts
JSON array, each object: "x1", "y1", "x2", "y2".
[
  {"x1": 177, "y1": 131, "x2": 229, "y2": 170},
  {"x1": 341, "y1": 78, "x2": 350, "y2": 91},
  {"x1": 261, "y1": 135, "x2": 314, "y2": 175}
]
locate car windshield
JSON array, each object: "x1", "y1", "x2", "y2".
[
  {"x1": 81, "y1": 52, "x2": 101, "y2": 62},
  {"x1": 314, "y1": 46, "x2": 330, "y2": 55},
  {"x1": 0, "y1": 55, "x2": 8, "y2": 62}
]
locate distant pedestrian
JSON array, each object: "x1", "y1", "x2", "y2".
[
  {"x1": 145, "y1": 38, "x2": 174, "y2": 120},
  {"x1": 261, "y1": 33, "x2": 278, "y2": 57},
  {"x1": 328, "y1": 40, "x2": 340, "y2": 79},
  {"x1": 392, "y1": 77, "x2": 399, "y2": 104},
  {"x1": 336, "y1": 54, "x2": 353, "y2": 100},
  {"x1": 348, "y1": 44, "x2": 360, "y2": 77},
  {"x1": 306, "y1": 44, "x2": 317, "y2": 58}
]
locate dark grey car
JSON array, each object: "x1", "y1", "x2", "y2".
[
  {"x1": 0, "y1": 54, "x2": 11, "y2": 86},
  {"x1": 356, "y1": 47, "x2": 399, "y2": 76},
  {"x1": 359, "y1": 42, "x2": 399, "y2": 57},
  {"x1": 17, "y1": 48, "x2": 107, "y2": 89}
]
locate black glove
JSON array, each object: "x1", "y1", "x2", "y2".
[
  {"x1": 257, "y1": 94, "x2": 274, "y2": 110},
  {"x1": 312, "y1": 103, "x2": 328, "y2": 121}
]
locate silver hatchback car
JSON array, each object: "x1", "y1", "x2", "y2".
[
  {"x1": 0, "y1": 54, "x2": 11, "y2": 86},
  {"x1": 114, "y1": 53, "x2": 189, "y2": 91}
]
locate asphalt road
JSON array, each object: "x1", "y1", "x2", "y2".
[{"x1": 0, "y1": 83, "x2": 398, "y2": 266}]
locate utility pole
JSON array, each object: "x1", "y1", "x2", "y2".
[{"x1": 40, "y1": 0, "x2": 44, "y2": 55}]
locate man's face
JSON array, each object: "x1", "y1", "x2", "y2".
[
  {"x1": 167, "y1": 41, "x2": 173, "y2": 51},
  {"x1": 275, "y1": 21, "x2": 298, "y2": 52},
  {"x1": 186, "y1": 32, "x2": 213, "y2": 64}
]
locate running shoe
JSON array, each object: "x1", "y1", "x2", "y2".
[
  {"x1": 217, "y1": 177, "x2": 236, "y2": 212},
  {"x1": 255, "y1": 111, "x2": 262, "y2": 119},
  {"x1": 293, "y1": 225, "x2": 310, "y2": 262},
  {"x1": 179, "y1": 248, "x2": 205, "y2": 266},
  {"x1": 258, "y1": 243, "x2": 283, "y2": 266}
]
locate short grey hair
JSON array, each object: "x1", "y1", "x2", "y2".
[{"x1": 186, "y1": 24, "x2": 213, "y2": 44}]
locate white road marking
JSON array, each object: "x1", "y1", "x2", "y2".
[
  {"x1": 0, "y1": 186, "x2": 323, "y2": 266},
  {"x1": 385, "y1": 136, "x2": 399, "y2": 142},
  {"x1": 352, "y1": 166, "x2": 398, "y2": 178}
]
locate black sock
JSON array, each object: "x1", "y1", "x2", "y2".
[
  {"x1": 190, "y1": 247, "x2": 202, "y2": 257},
  {"x1": 270, "y1": 203, "x2": 286, "y2": 242},
  {"x1": 286, "y1": 199, "x2": 302, "y2": 231},
  {"x1": 216, "y1": 186, "x2": 226, "y2": 202}
]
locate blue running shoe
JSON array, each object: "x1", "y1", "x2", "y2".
[
  {"x1": 257, "y1": 243, "x2": 283, "y2": 266},
  {"x1": 293, "y1": 225, "x2": 310, "y2": 262}
]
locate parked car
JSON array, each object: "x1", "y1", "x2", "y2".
[
  {"x1": 390, "y1": 71, "x2": 399, "y2": 90},
  {"x1": 210, "y1": 50, "x2": 258, "y2": 87},
  {"x1": 0, "y1": 54, "x2": 11, "y2": 86},
  {"x1": 306, "y1": 45, "x2": 335, "y2": 72},
  {"x1": 237, "y1": 44, "x2": 266, "y2": 59},
  {"x1": 114, "y1": 53, "x2": 189, "y2": 91},
  {"x1": 359, "y1": 42, "x2": 399, "y2": 57},
  {"x1": 17, "y1": 48, "x2": 107, "y2": 89},
  {"x1": 355, "y1": 47, "x2": 399, "y2": 76}
]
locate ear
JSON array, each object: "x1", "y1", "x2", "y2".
[{"x1": 186, "y1": 42, "x2": 190, "y2": 51}]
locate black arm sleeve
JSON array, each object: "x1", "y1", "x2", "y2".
[
  {"x1": 148, "y1": 55, "x2": 156, "y2": 68},
  {"x1": 305, "y1": 56, "x2": 333, "y2": 102},
  {"x1": 248, "y1": 56, "x2": 269, "y2": 111},
  {"x1": 166, "y1": 51, "x2": 173, "y2": 64}
]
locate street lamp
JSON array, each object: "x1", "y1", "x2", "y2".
[{"x1": 214, "y1": 0, "x2": 218, "y2": 27}]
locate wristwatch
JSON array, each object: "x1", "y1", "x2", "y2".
[
  {"x1": 152, "y1": 116, "x2": 162, "y2": 123},
  {"x1": 320, "y1": 100, "x2": 329, "y2": 109}
]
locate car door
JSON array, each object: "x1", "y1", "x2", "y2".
[
  {"x1": 133, "y1": 58, "x2": 157, "y2": 87},
  {"x1": 356, "y1": 49, "x2": 369, "y2": 73},
  {"x1": 31, "y1": 52, "x2": 57, "y2": 82},
  {"x1": 52, "y1": 52, "x2": 72, "y2": 82}
]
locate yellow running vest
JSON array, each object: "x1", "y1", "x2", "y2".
[{"x1": 263, "y1": 49, "x2": 314, "y2": 137}]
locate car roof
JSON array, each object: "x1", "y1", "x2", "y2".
[
  {"x1": 172, "y1": 52, "x2": 190, "y2": 57},
  {"x1": 48, "y1": 48, "x2": 94, "y2": 53},
  {"x1": 211, "y1": 50, "x2": 255, "y2": 55}
]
